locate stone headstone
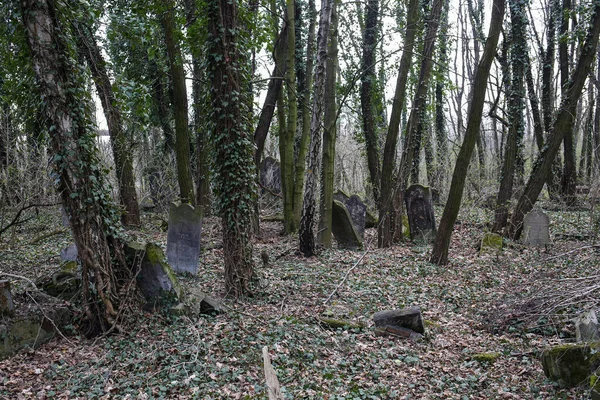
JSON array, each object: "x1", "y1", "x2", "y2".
[
  {"x1": 333, "y1": 191, "x2": 367, "y2": 238},
  {"x1": 0, "y1": 281, "x2": 15, "y2": 317},
  {"x1": 127, "y1": 242, "x2": 182, "y2": 303},
  {"x1": 259, "y1": 156, "x2": 282, "y2": 194},
  {"x1": 522, "y1": 209, "x2": 550, "y2": 246},
  {"x1": 480, "y1": 232, "x2": 503, "y2": 254},
  {"x1": 166, "y1": 203, "x2": 203, "y2": 274},
  {"x1": 404, "y1": 184, "x2": 436, "y2": 242},
  {"x1": 60, "y1": 243, "x2": 78, "y2": 262},
  {"x1": 541, "y1": 343, "x2": 599, "y2": 387},
  {"x1": 331, "y1": 200, "x2": 363, "y2": 250},
  {"x1": 575, "y1": 310, "x2": 599, "y2": 342},
  {"x1": 60, "y1": 207, "x2": 70, "y2": 227},
  {"x1": 373, "y1": 306, "x2": 425, "y2": 334}
]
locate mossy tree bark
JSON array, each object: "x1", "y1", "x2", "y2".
[
  {"x1": 22, "y1": 0, "x2": 136, "y2": 334},
  {"x1": 430, "y1": 0, "x2": 505, "y2": 265},
  {"x1": 508, "y1": 0, "x2": 600, "y2": 239},
  {"x1": 74, "y1": 21, "x2": 141, "y2": 227},
  {"x1": 161, "y1": 2, "x2": 195, "y2": 205},
  {"x1": 377, "y1": 0, "x2": 420, "y2": 248},
  {"x1": 317, "y1": 0, "x2": 338, "y2": 248},
  {"x1": 206, "y1": 0, "x2": 255, "y2": 296}
]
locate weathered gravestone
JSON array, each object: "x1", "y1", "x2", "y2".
[
  {"x1": 522, "y1": 209, "x2": 550, "y2": 247},
  {"x1": 166, "y1": 203, "x2": 203, "y2": 274},
  {"x1": 333, "y1": 191, "x2": 367, "y2": 238},
  {"x1": 0, "y1": 281, "x2": 15, "y2": 317},
  {"x1": 259, "y1": 156, "x2": 282, "y2": 194},
  {"x1": 331, "y1": 200, "x2": 363, "y2": 250},
  {"x1": 373, "y1": 306, "x2": 425, "y2": 339},
  {"x1": 60, "y1": 207, "x2": 70, "y2": 227},
  {"x1": 404, "y1": 184, "x2": 436, "y2": 242},
  {"x1": 480, "y1": 232, "x2": 503, "y2": 254},
  {"x1": 575, "y1": 310, "x2": 599, "y2": 342},
  {"x1": 60, "y1": 243, "x2": 78, "y2": 262}
]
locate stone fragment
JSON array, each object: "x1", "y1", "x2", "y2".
[
  {"x1": 166, "y1": 203, "x2": 203, "y2": 274},
  {"x1": 60, "y1": 243, "x2": 78, "y2": 262},
  {"x1": 522, "y1": 208, "x2": 550, "y2": 247},
  {"x1": 480, "y1": 232, "x2": 503, "y2": 254},
  {"x1": 0, "y1": 281, "x2": 15, "y2": 317},
  {"x1": 576, "y1": 310, "x2": 599, "y2": 342},
  {"x1": 541, "y1": 342, "x2": 600, "y2": 387},
  {"x1": 37, "y1": 261, "x2": 81, "y2": 301},
  {"x1": 373, "y1": 306, "x2": 425, "y2": 334},
  {"x1": 331, "y1": 200, "x2": 363, "y2": 250},
  {"x1": 404, "y1": 184, "x2": 436, "y2": 242}
]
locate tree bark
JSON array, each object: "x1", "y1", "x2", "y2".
[
  {"x1": 430, "y1": 0, "x2": 505, "y2": 265},
  {"x1": 161, "y1": 3, "x2": 195, "y2": 205},
  {"x1": 508, "y1": 0, "x2": 600, "y2": 239},
  {"x1": 207, "y1": 0, "x2": 255, "y2": 296},
  {"x1": 74, "y1": 21, "x2": 141, "y2": 227},
  {"x1": 22, "y1": 0, "x2": 134, "y2": 333}
]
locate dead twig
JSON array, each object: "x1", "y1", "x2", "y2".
[
  {"x1": 541, "y1": 244, "x2": 600, "y2": 262},
  {"x1": 324, "y1": 249, "x2": 370, "y2": 305},
  {"x1": 0, "y1": 271, "x2": 39, "y2": 290},
  {"x1": 30, "y1": 228, "x2": 69, "y2": 245}
]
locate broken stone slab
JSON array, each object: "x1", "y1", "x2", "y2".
[
  {"x1": 36, "y1": 261, "x2": 81, "y2": 301},
  {"x1": 126, "y1": 242, "x2": 182, "y2": 304},
  {"x1": 0, "y1": 280, "x2": 15, "y2": 317},
  {"x1": 331, "y1": 200, "x2": 363, "y2": 250},
  {"x1": 60, "y1": 243, "x2": 78, "y2": 262},
  {"x1": 480, "y1": 232, "x2": 503, "y2": 254},
  {"x1": 541, "y1": 342, "x2": 600, "y2": 387},
  {"x1": 373, "y1": 306, "x2": 425, "y2": 334},
  {"x1": 576, "y1": 310, "x2": 599, "y2": 343},
  {"x1": 374, "y1": 325, "x2": 423, "y2": 340}
]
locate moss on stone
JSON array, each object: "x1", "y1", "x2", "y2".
[
  {"x1": 480, "y1": 232, "x2": 503, "y2": 254},
  {"x1": 145, "y1": 243, "x2": 183, "y2": 300},
  {"x1": 541, "y1": 343, "x2": 598, "y2": 387},
  {"x1": 472, "y1": 352, "x2": 501, "y2": 363},
  {"x1": 319, "y1": 318, "x2": 365, "y2": 330}
]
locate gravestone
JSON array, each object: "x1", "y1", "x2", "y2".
[
  {"x1": 404, "y1": 184, "x2": 436, "y2": 242},
  {"x1": 60, "y1": 207, "x2": 70, "y2": 227},
  {"x1": 166, "y1": 203, "x2": 203, "y2": 274},
  {"x1": 259, "y1": 156, "x2": 282, "y2": 194},
  {"x1": 480, "y1": 232, "x2": 503, "y2": 254},
  {"x1": 331, "y1": 200, "x2": 363, "y2": 250},
  {"x1": 0, "y1": 281, "x2": 15, "y2": 317},
  {"x1": 333, "y1": 191, "x2": 367, "y2": 238},
  {"x1": 60, "y1": 243, "x2": 78, "y2": 262},
  {"x1": 522, "y1": 209, "x2": 550, "y2": 246}
]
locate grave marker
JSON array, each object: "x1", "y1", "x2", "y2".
[
  {"x1": 331, "y1": 200, "x2": 363, "y2": 250},
  {"x1": 259, "y1": 157, "x2": 282, "y2": 194},
  {"x1": 333, "y1": 191, "x2": 367, "y2": 238},
  {"x1": 166, "y1": 203, "x2": 203, "y2": 274},
  {"x1": 404, "y1": 184, "x2": 436, "y2": 242},
  {"x1": 522, "y1": 209, "x2": 550, "y2": 247}
]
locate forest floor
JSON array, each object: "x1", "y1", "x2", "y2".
[{"x1": 0, "y1": 203, "x2": 599, "y2": 399}]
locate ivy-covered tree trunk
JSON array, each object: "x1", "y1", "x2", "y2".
[
  {"x1": 206, "y1": 0, "x2": 255, "y2": 296},
  {"x1": 360, "y1": 0, "x2": 382, "y2": 203},
  {"x1": 299, "y1": 0, "x2": 331, "y2": 257},
  {"x1": 22, "y1": 0, "x2": 135, "y2": 334},
  {"x1": 430, "y1": 0, "x2": 505, "y2": 265},
  {"x1": 508, "y1": 0, "x2": 600, "y2": 239},
  {"x1": 74, "y1": 21, "x2": 141, "y2": 227},
  {"x1": 378, "y1": 0, "x2": 420, "y2": 248},
  {"x1": 161, "y1": 3, "x2": 195, "y2": 205},
  {"x1": 492, "y1": 0, "x2": 527, "y2": 233},
  {"x1": 317, "y1": 0, "x2": 338, "y2": 248}
]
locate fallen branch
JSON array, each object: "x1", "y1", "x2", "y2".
[
  {"x1": 541, "y1": 244, "x2": 600, "y2": 262},
  {"x1": 324, "y1": 249, "x2": 370, "y2": 305},
  {"x1": 262, "y1": 346, "x2": 283, "y2": 400},
  {"x1": 0, "y1": 201, "x2": 61, "y2": 237},
  {"x1": 0, "y1": 271, "x2": 39, "y2": 291},
  {"x1": 30, "y1": 228, "x2": 69, "y2": 245}
]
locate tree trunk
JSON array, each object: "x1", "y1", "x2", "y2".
[
  {"x1": 317, "y1": 0, "x2": 338, "y2": 248},
  {"x1": 525, "y1": 53, "x2": 545, "y2": 152},
  {"x1": 433, "y1": 0, "x2": 450, "y2": 193},
  {"x1": 378, "y1": 0, "x2": 420, "y2": 248},
  {"x1": 360, "y1": 0, "x2": 382, "y2": 203},
  {"x1": 299, "y1": 0, "x2": 332, "y2": 257},
  {"x1": 508, "y1": 0, "x2": 600, "y2": 239},
  {"x1": 207, "y1": 0, "x2": 255, "y2": 296},
  {"x1": 430, "y1": 0, "x2": 505, "y2": 265},
  {"x1": 22, "y1": 0, "x2": 134, "y2": 334},
  {"x1": 162, "y1": 4, "x2": 195, "y2": 205},
  {"x1": 492, "y1": 0, "x2": 527, "y2": 233},
  {"x1": 74, "y1": 21, "x2": 141, "y2": 227}
]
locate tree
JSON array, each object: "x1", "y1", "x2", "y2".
[
  {"x1": 21, "y1": 0, "x2": 135, "y2": 333},
  {"x1": 74, "y1": 19, "x2": 141, "y2": 227},
  {"x1": 430, "y1": 0, "x2": 505, "y2": 265},
  {"x1": 206, "y1": 0, "x2": 255, "y2": 295},
  {"x1": 508, "y1": 0, "x2": 600, "y2": 239},
  {"x1": 160, "y1": 1, "x2": 195, "y2": 205}
]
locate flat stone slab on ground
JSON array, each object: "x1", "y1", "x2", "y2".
[{"x1": 166, "y1": 203, "x2": 203, "y2": 274}]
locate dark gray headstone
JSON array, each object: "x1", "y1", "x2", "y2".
[
  {"x1": 60, "y1": 243, "x2": 78, "y2": 262},
  {"x1": 404, "y1": 184, "x2": 436, "y2": 242},
  {"x1": 0, "y1": 281, "x2": 15, "y2": 317},
  {"x1": 373, "y1": 306, "x2": 425, "y2": 334},
  {"x1": 259, "y1": 156, "x2": 282, "y2": 194},
  {"x1": 333, "y1": 191, "x2": 367, "y2": 238},
  {"x1": 60, "y1": 207, "x2": 70, "y2": 227},
  {"x1": 522, "y1": 209, "x2": 550, "y2": 246},
  {"x1": 331, "y1": 200, "x2": 363, "y2": 250},
  {"x1": 166, "y1": 203, "x2": 203, "y2": 274}
]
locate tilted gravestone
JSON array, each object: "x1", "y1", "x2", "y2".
[
  {"x1": 333, "y1": 191, "x2": 367, "y2": 238},
  {"x1": 404, "y1": 184, "x2": 436, "y2": 242},
  {"x1": 166, "y1": 203, "x2": 203, "y2": 274},
  {"x1": 522, "y1": 209, "x2": 550, "y2": 247},
  {"x1": 259, "y1": 156, "x2": 282, "y2": 194},
  {"x1": 331, "y1": 200, "x2": 363, "y2": 250}
]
